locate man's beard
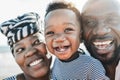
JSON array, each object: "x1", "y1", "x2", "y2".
[{"x1": 85, "y1": 42, "x2": 120, "y2": 64}]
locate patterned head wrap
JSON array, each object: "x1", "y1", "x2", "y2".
[{"x1": 0, "y1": 12, "x2": 41, "y2": 51}]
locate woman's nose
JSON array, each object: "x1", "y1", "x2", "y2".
[{"x1": 24, "y1": 47, "x2": 37, "y2": 57}]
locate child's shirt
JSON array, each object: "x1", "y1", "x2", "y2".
[{"x1": 52, "y1": 52, "x2": 109, "y2": 80}]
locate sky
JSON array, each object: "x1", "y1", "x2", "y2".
[
  {"x1": 0, "y1": 0, "x2": 87, "y2": 46},
  {"x1": 0, "y1": 0, "x2": 51, "y2": 46}
]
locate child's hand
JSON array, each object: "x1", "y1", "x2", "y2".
[{"x1": 115, "y1": 60, "x2": 120, "y2": 80}]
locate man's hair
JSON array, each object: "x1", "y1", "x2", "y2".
[{"x1": 45, "y1": 1, "x2": 81, "y2": 26}]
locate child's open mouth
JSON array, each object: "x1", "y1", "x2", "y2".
[{"x1": 54, "y1": 45, "x2": 70, "y2": 53}]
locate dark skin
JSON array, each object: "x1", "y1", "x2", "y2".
[
  {"x1": 115, "y1": 61, "x2": 120, "y2": 80},
  {"x1": 12, "y1": 33, "x2": 51, "y2": 80},
  {"x1": 82, "y1": 0, "x2": 120, "y2": 80},
  {"x1": 44, "y1": 9, "x2": 81, "y2": 61}
]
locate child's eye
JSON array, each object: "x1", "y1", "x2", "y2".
[
  {"x1": 45, "y1": 31, "x2": 54, "y2": 36},
  {"x1": 65, "y1": 28, "x2": 73, "y2": 33}
]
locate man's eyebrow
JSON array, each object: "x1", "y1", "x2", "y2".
[
  {"x1": 84, "y1": 15, "x2": 96, "y2": 18},
  {"x1": 106, "y1": 14, "x2": 120, "y2": 18}
]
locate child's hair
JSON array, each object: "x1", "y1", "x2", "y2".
[
  {"x1": 45, "y1": 1, "x2": 82, "y2": 42},
  {"x1": 45, "y1": 1, "x2": 81, "y2": 26}
]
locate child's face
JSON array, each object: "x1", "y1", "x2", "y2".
[
  {"x1": 13, "y1": 33, "x2": 51, "y2": 78},
  {"x1": 45, "y1": 9, "x2": 81, "y2": 60}
]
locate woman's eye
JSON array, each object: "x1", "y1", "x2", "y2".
[
  {"x1": 34, "y1": 39, "x2": 41, "y2": 45},
  {"x1": 16, "y1": 48, "x2": 24, "y2": 54}
]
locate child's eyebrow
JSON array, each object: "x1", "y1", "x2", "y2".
[
  {"x1": 63, "y1": 22, "x2": 76, "y2": 26},
  {"x1": 45, "y1": 22, "x2": 76, "y2": 30}
]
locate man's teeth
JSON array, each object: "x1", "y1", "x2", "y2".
[
  {"x1": 93, "y1": 40, "x2": 112, "y2": 45},
  {"x1": 93, "y1": 40, "x2": 112, "y2": 49},
  {"x1": 30, "y1": 59, "x2": 43, "y2": 67}
]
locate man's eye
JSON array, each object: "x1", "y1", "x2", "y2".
[
  {"x1": 83, "y1": 18, "x2": 97, "y2": 27},
  {"x1": 86, "y1": 21, "x2": 96, "y2": 27},
  {"x1": 106, "y1": 18, "x2": 119, "y2": 25}
]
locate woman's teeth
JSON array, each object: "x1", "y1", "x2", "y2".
[{"x1": 29, "y1": 59, "x2": 43, "y2": 67}]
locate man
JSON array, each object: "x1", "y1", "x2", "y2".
[
  {"x1": 115, "y1": 60, "x2": 120, "y2": 80},
  {"x1": 81, "y1": 0, "x2": 120, "y2": 80}
]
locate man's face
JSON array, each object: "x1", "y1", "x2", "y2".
[{"x1": 82, "y1": 0, "x2": 120, "y2": 63}]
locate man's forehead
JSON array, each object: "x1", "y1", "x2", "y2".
[{"x1": 82, "y1": 0, "x2": 120, "y2": 15}]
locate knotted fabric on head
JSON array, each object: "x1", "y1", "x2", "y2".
[{"x1": 0, "y1": 12, "x2": 40, "y2": 49}]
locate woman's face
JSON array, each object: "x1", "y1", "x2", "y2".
[{"x1": 13, "y1": 33, "x2": 51, "y2": 78}]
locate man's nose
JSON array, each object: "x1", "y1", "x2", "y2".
[{"x1": 93, "y1": 23, "x2": 111, "y2": 36}]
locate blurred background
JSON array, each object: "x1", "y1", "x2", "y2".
[{"x1": 0, "y1": 0, "x2": 88, "y2": 79}]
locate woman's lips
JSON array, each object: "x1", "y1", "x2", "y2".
[{"x1": 29, "y1": 58, "x2": 43, "y2": 67}]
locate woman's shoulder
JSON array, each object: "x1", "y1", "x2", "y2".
[
  {"x1": 3, "y1": 73, "x2": 24, "y2": 80},
  {"x1": 2, "y1": 75, "x2": 17, "y2": 80}
]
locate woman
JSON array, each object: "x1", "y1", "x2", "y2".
[{"x1": 0, "y1": 12, "x2": 52, "y2": 80}]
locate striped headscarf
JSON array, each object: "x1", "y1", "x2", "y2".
[{"x1": 0, "y1": 12, "x2": 41, "y2": 51}]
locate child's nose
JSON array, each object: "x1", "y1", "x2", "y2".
[{"x1": 54, "y1": 33, "x2": 66, "y2": 42}]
